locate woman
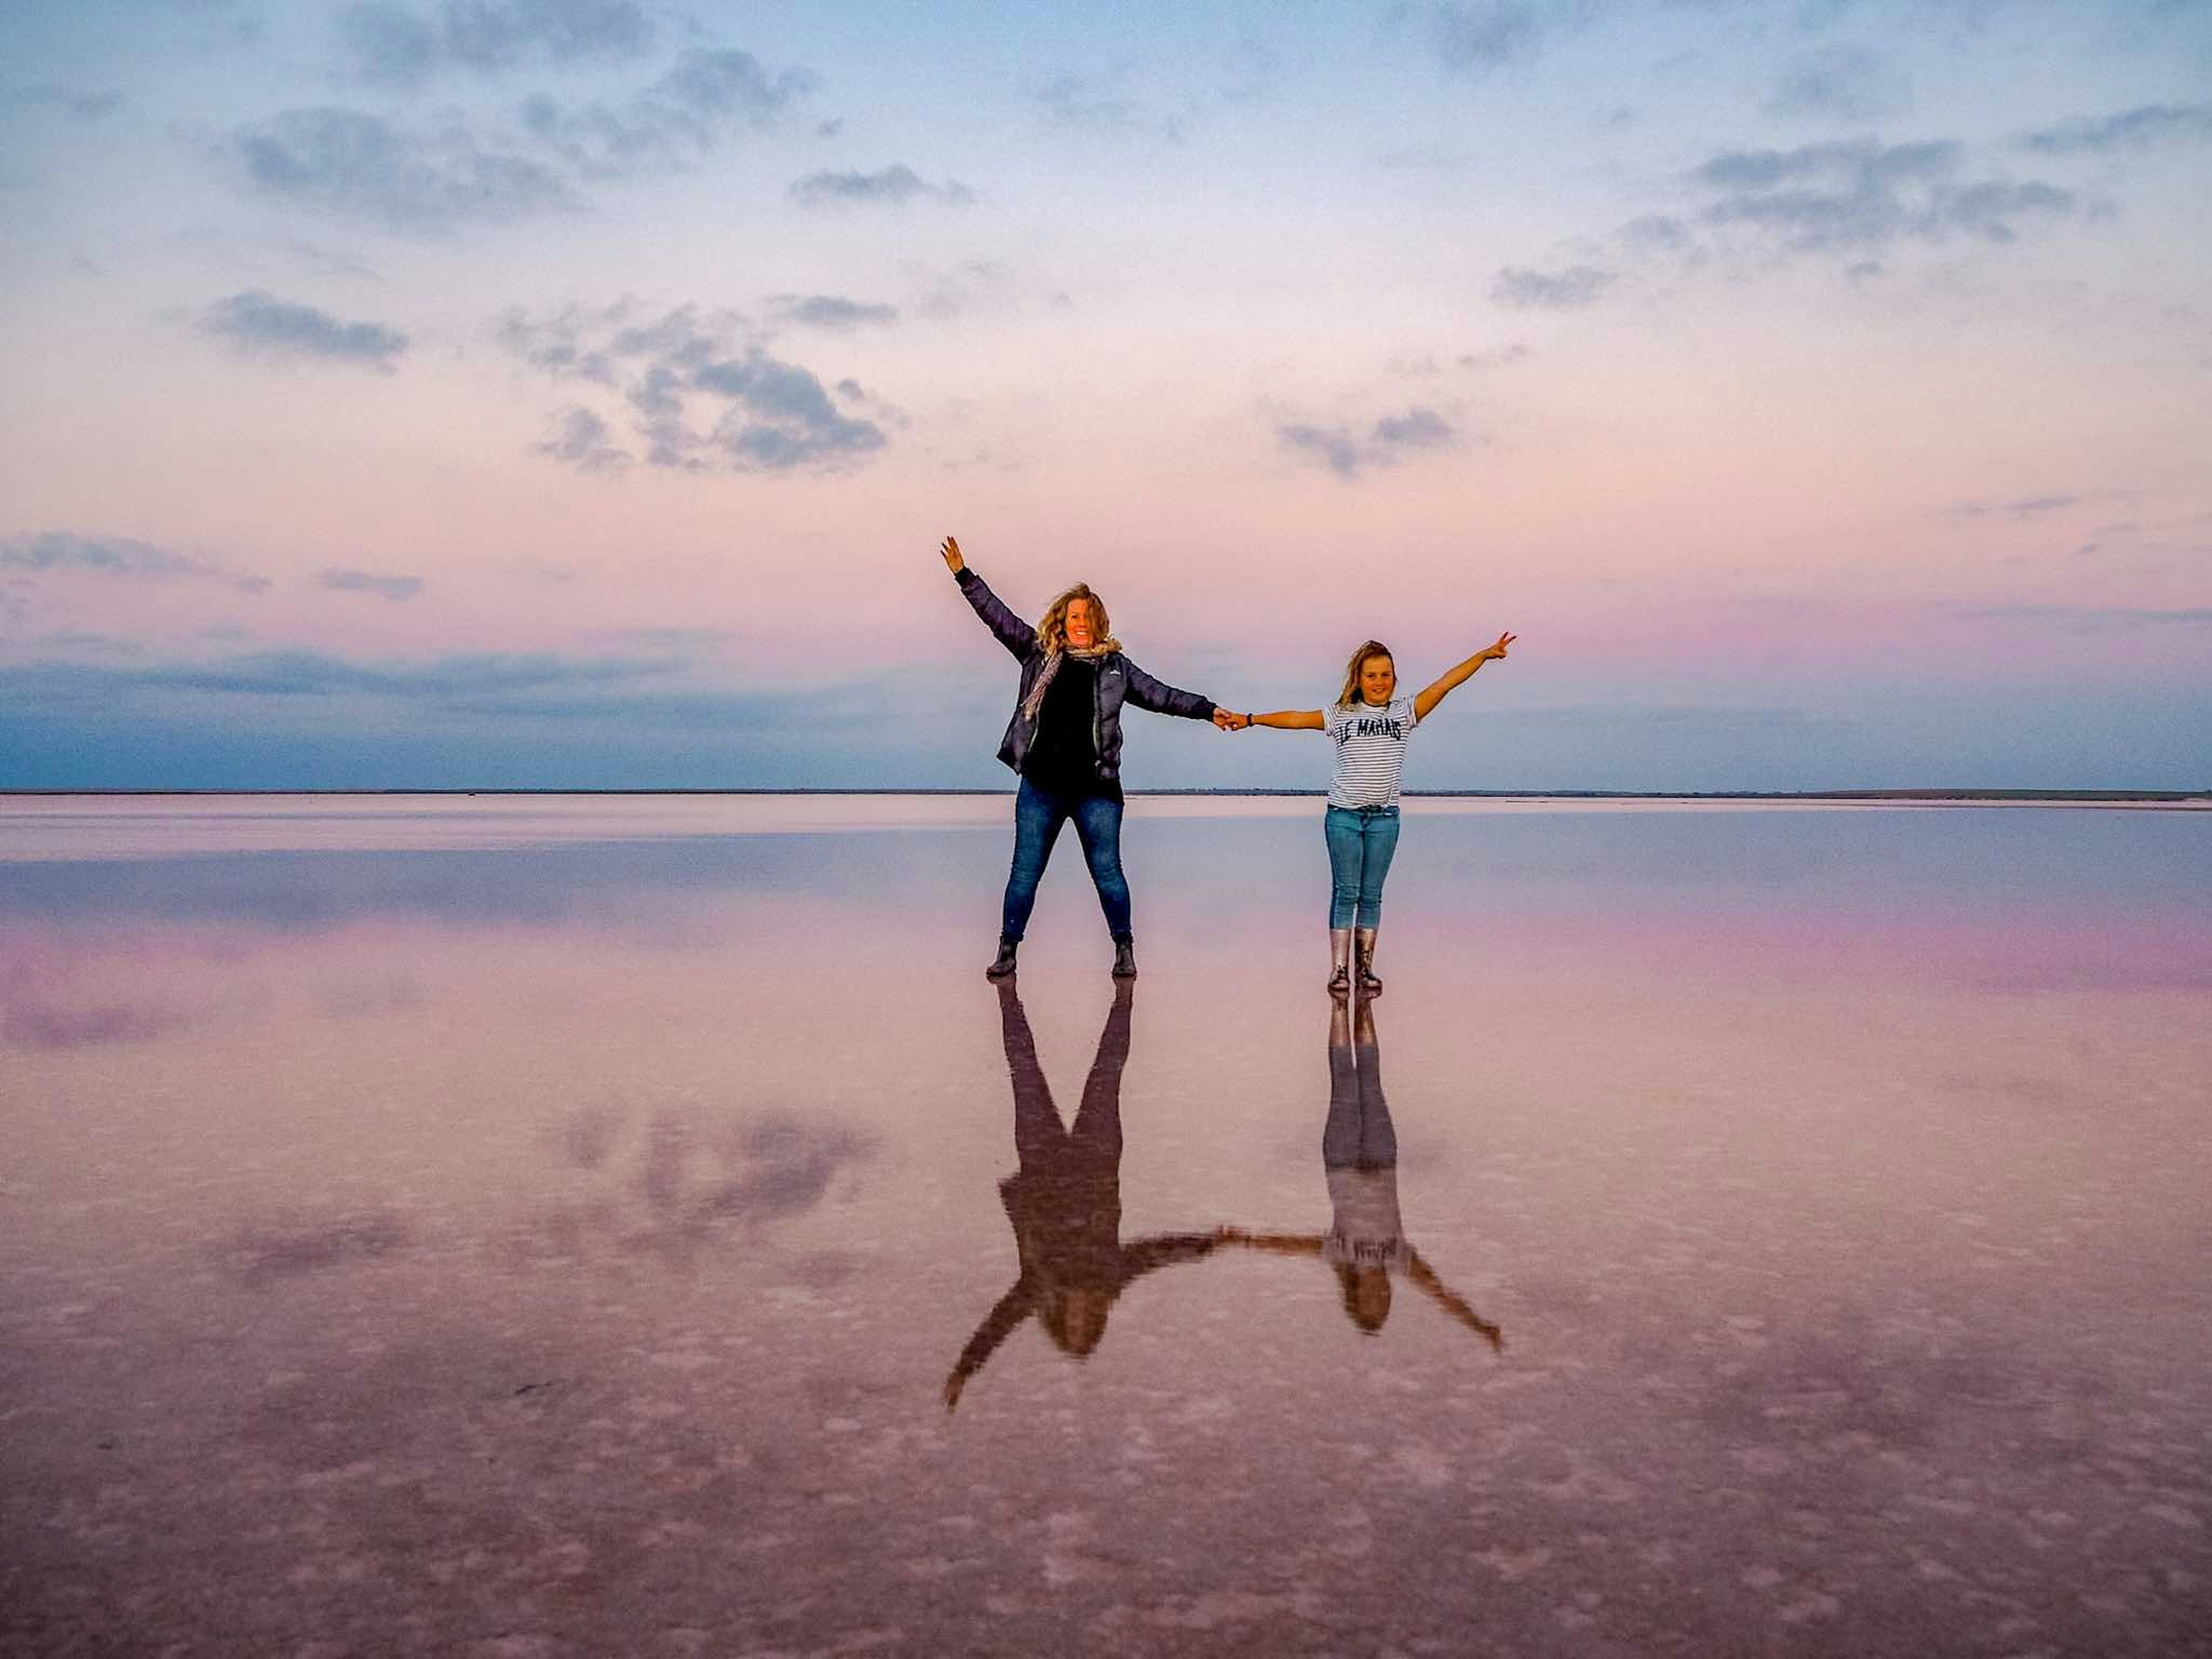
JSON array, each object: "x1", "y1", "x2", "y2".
[
  {"x1": 943, "y1": 535, "x2": 1235, "y2": 980},
  {"x1": 1218, "y1": 998, "x2": 1502, "y2": 1347},
  {"x1": 1229, "y1": 629, "x2": 1514, "y2": 994},
  {"x1": 943, "y1": 979, "x2": 1226, "y2": 1410}
]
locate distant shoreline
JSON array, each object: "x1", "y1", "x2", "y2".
[{"x1": 3, "y1": 787, "x2": 2206, "y2": 804}]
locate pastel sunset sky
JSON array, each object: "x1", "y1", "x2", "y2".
[{"x1": 2, "y1": 0, "x2": 2207, "y2": 789}]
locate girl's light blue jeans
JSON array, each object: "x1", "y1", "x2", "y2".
[{"x1": 1324, "y1": 804, "x2": 1400, "y2": 929}]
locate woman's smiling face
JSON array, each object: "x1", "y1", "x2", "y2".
[{"x1": 1063, "y1": 598, "x2": 1096, "y2": 650}]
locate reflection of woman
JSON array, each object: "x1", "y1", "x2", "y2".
[
  {"x1": 1222, "y1": 999, "x2": 1501, "y2": 1346},
  {"x1": 942, "y1": 535, "x2": 1235, "y2": 982},
  {"x1": 1227, "y1": 631, "x2": 1514, "y2": 995},
  {"x1": 944, "y1": 980, "x2": 1225, "y2": 1409}
]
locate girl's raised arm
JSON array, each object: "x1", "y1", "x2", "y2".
[
  {"x1": 1215, "y1": 1227, "x2": 1326, "y2": 1256},
  {"x1": 1407, "y1": 1250, "x2": 1505, "y2": 1351},
  {"x1": 1412, "y1": 631, "x2": 1515, "y2": 722}
]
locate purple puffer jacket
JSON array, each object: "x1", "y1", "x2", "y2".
[{"x1": 956, "y1": 567, "x2": 1217, "y2": 783}]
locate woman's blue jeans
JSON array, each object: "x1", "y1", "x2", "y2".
[
  {"x1": 1002, "y1": 778, "x2": 1133, "y2": 943},
  {"x1": 1324, "y1": 804, "x2": 1400, "y2": 929}
]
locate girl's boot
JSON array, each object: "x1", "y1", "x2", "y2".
[
  {"x1": 1328, "y1": 928, "x2": 1353, "y2": 996},
  {"x1": 1354, "y1": 927, "x2": 1382, "y2": 995}
]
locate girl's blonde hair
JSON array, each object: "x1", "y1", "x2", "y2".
[
  {"x1": 1335, "y1": 1263, "x2": 1393, "y2": 1332},
  {"x1": 1335, "y1": 640, "x2": 1395, "y2": 709},
  {"x1": 1036, "y1": 584, "x2": 1120, "y2": 654}
]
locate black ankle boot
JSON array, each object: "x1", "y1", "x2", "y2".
[
  {"x1": 986, "y1": 937, "x2": 1018, "y2": 979},
  {"x1": 1111, "y1": 939, "x2": 1137, "y2": 979}
]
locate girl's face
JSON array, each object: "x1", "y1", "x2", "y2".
[
  {"x1": 1064, "y1": 599, "x2": 1096, "y2": 650},
  {"x1": 1350, "y1": 1268, "x2": 1393, "y2": 1331},
  {"x1": 1359, "y1": 655, "x2": 1396, "y2": 705}
]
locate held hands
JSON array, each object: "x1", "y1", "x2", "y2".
[
  {"x1": 940, "y1": 535, "x2": 964, "y2": 574},
  {"x1": 1211, "y1": 707, "x2": 1252, "y2": 732}
]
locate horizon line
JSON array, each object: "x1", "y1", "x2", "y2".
[{"x1": 3, "y1": 787, "x2": 2206, "y2": 803}]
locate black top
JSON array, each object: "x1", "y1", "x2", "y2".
[{"x1": 1022, "y1": 657, "x2": 1120, "y2": 800}]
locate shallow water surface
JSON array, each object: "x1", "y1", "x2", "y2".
[{"x1": 3, "y1": 795, "x2": 2209, "y2": 1656}]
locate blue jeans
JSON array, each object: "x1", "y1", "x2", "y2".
[
  {"x1": 1001, "y1": 778, "x2": 1133, "y2": 943},
  {"x1": 1324, "y1": 805, "x2": 1400, "y2": 929},
  {"x1": 1324, "y1": 1037, "x2": 1395, "y2": 1170}
]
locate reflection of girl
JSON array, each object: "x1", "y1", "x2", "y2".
[
  {"x1": 944, "y1": 980, "x2": 1224, "y2": 1409},
  {"x1": 1229, "y1": 631, "x2": 1514, "y2": 995},
  {"x1": 1222, "y1": 999, "x2": 1501, "y2": 1346},
  {"x1": 942, "y1": 535, "x2": 1234, "y2": 982}
]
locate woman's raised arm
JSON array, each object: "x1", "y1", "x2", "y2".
[
  {"x1": 1412, "y1": 631, "x2": 1515, "y2": 722},
  {"x1": 1119, "y1": 1231, "x2": 1229, "y2": 1283},
  {"x1": 1120, "y1": 659, "x2": 1219, "y2": 724},
  {"x1": 943, "y1": 1277, "x2": 1036, "y2": 1410},
  {"x1": 942, "y1": 535, "x2": 1039, "y2": 661}
]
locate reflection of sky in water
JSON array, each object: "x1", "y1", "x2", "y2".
[{"x1": 3, "y1": 798, "x2": 2208, "y2": 1654}]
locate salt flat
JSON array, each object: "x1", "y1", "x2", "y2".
[{"x1": 3, "y1": 796, "x2": 2208, "y2": 1656}]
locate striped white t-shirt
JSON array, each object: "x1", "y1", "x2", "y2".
[
  {"x1": 1325, "y1": 696, "x2": 1419, "y2": 809},
  {"x1": 1323, "y1": 1166, "x2": 1411, "y2": 1272}
]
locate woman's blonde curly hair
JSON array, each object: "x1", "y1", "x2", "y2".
[{"x1": 1036, "y1": 584, "x2": 1120, "y2": 654}]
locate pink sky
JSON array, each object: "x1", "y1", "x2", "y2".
[{"x1": 1, "y1": 1, "x2": 2207, "y2": 787}]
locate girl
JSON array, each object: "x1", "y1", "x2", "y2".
[
  {"x1": 1217, "y1": 998, "x2": 1502, "y2": 1346},
  {"x1": 1234, "y1": 629, "x2": 1514, "y2": 994},
  {"x1": 943, "y1": 535, "x2": 1236, "y2": 980}
]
